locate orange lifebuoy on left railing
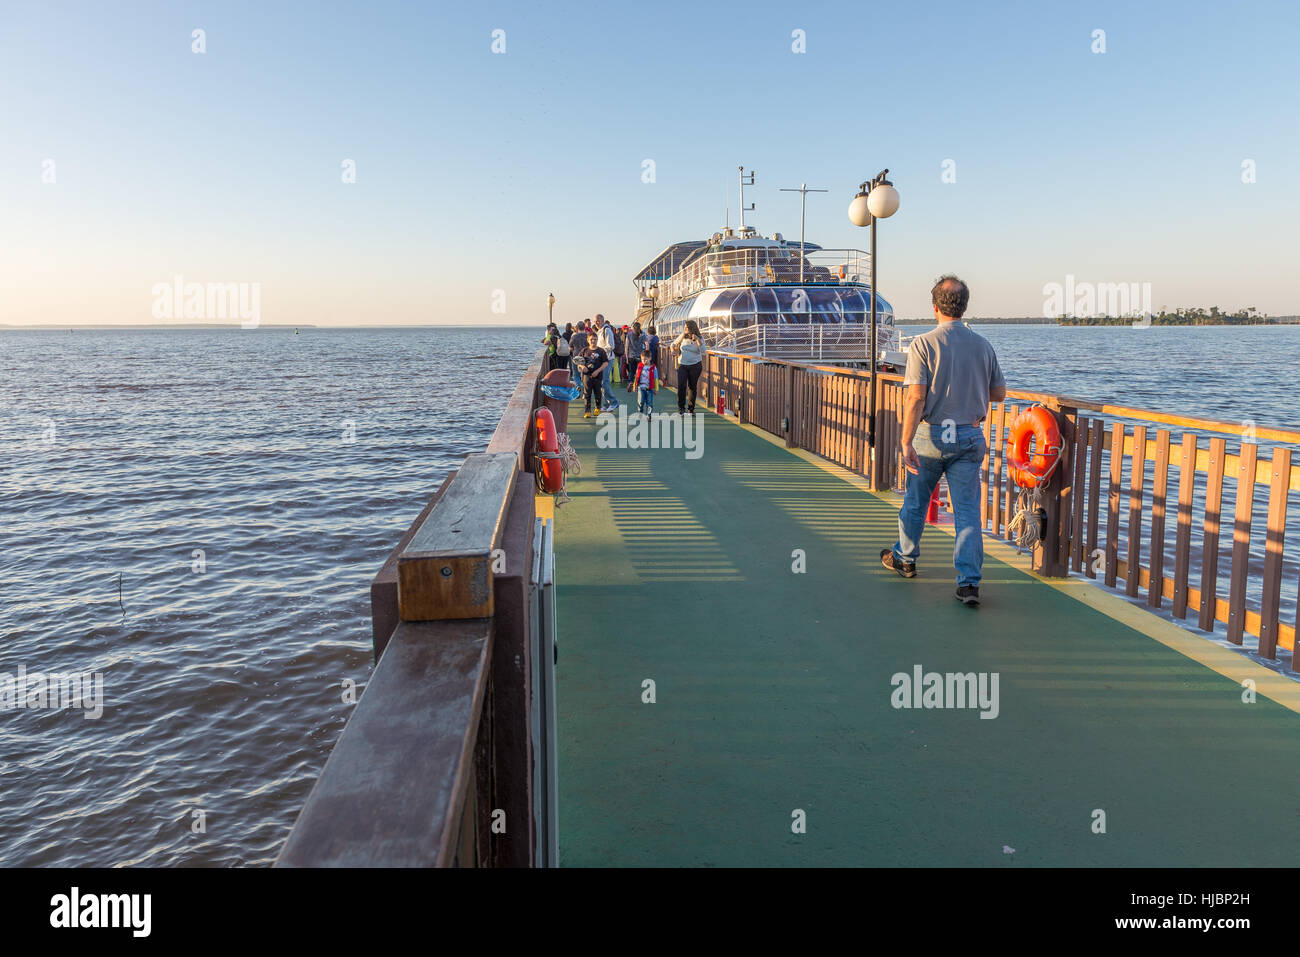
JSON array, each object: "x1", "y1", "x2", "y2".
[
  {"x1": 535, "y1": 407, "x2": 564, "y2": 493},
  {"x1": 1006, "y1": 405, "x2": 1063, "y2": 489}
]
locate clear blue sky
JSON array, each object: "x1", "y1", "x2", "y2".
[{"x1": 2, "y1": 0, "x2": 1296, "y2": 325}]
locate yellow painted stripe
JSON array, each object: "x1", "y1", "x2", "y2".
[{"x1": 717, "y1": 415, "x2": 1300, "y2": 715}]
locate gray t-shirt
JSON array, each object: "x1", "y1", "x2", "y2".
[{"x1": 904, "y1": 321, "x2": 1005, "y2": 425}]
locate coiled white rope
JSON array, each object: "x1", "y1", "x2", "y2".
[
  {"x1": 557, "y1": 432, "x2": 581, "y2": 477},
  {"x1": 1006, "y1": 485, "x2": 1046, "y2": 553}
]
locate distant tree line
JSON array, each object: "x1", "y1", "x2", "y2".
[{"x1": 1057, "y1": 306, "x2": 1293, "y2": 326}]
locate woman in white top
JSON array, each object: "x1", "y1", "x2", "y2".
[{"x1": 671, "y1": 320, "x2": 707, "y2": 414}]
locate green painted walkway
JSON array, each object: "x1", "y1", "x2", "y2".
[{"x1": 553, "y1": 389, "x2": 1300, "y2": 867}]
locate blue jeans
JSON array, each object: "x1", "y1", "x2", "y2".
[
  {"x1": 638, "y1": 387, "x2": 654, "y2": 415},
  {"x1": 892, "y1": 422, "x2": 988, "y2": 587},
  {"x1": 600, "y1": 365, "x2": 616, "y2": 407}
]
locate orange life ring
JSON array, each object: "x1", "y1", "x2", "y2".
[
  {"x1": 535, "y1": 407, "x2": 564, "y2": 493},
  {"x1": 1006, "y1": 405, "x2": 1062, "y2": 489}
]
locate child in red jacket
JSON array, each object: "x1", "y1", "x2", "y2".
[{"x1": 632, "y1": 349, "x2": 658, "y2": 417}]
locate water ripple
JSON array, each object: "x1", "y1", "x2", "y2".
[{"x1": 0, "y1": 326, "x2": 536, "y2": 866}]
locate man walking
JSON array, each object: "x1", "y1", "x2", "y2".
[
  {"x1": 594, "y1": 315, "x2": 618, "y2": 411},
  {"x1": 881, "y1": 276, "x2": 1006, "y2": 606}
]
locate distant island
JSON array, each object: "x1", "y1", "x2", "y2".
[
  {"x1": 1056, "y1": 307, "x2": 1299, "y2": 326},
  {"x1": 898, "y1": 310, "x2": 1300, "y2": 326}
]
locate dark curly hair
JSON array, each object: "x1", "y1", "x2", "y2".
[{"x1": 931, "y1": 275, "x2": 970, "y2": 319}]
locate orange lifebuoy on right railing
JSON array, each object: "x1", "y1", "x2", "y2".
[{"x1": 1006, "y1": 405, "x2": 1063, "y2": 489}]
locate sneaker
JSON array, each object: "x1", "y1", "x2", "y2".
[
  {"x1": 583, "y1": 411, "x2": 595, "y2": 419},
  {"x1": 880, "y1": 548, "x2": 916, "y2": 579},
  {"x1": 955, "y1": 585, "x2": 981, "y2": 606}
]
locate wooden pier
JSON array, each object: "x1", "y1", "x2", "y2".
[{"x1": 279, "y1": 345, "x2": 1300, "y2": 866}]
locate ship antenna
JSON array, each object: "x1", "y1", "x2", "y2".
[
  {"x1": 779, "y1": 182, "x2": 828, "y2": 282},
  {"x1": 738, "y1": 166, "x2": 755, "y2": 231}
]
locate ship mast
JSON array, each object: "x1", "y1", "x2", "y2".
[
  {"x1": 779, "y1": 182, "x2": 828, "y2": 283},
  {"x1": 738, "y1": 166, "x2": 755, "y2": 231}
]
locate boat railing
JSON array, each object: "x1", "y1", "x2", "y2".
[
  {"x1": 656, "y1": 247, "x2": 873, "y2": 304},
  {"x1": 277, "y1": 348, "x2": 556, "y2": 868},
  {"x1": 708, "y1": 322, "x2": 901, "y2": 363},
  {"x1": 657, "y1": 345, "x2": 1300, "y2": 668}
]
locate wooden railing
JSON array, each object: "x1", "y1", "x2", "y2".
[
  {"x1": 277, "y1": 349, "x2": 549, "y2": 867},
  {"x1": 658, "y1": 346, "x2": 1300, "y2": 667}
]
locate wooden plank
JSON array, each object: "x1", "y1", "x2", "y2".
[
  {"x1": 1049, "y1": 407, "x2": 1076, "y2": 575},
  {"x1": 371, "y1": 474, "x2": 455, "y2": 659},
  {"x1": 1125, "y1": 426, "x2": 1147, "y2": 597},
  {"x1": 398, "y1": 453, "x2": 518, "y2": 621},
  {"x1": 1226, "y1": 441, "x2": 1258, "y2": 645},
  {"x1": 1105, "y1": 423, "x2": 1125, "y2": 587},
  {"x1": 1147, "y1": 430, "x2": 1170, "y2": 608},
  {"x1": 854, "y1": 378, "x2": 866, "y2": 474},
  {"x1": 1172, "y1": 433, "x2": 1197, "y2": 618},
  {"x1": 981, "y1": 414, "x2": 993, "y2": 529},
  {"x1": 991, "y1": 403, "x2": 1006, "y2": 536},
  {"x1": 811, "y1": 374, "x2": 821, "y2": 457},
  {"x1": 895, "y1": 384, "x2": 906, "y2": 491},
  {"x1": 276, "y1": 618, "x2": 492, "y2": 867},
  {"x1": 1085, "y1": 421, "x2": 1103, "y2": 577},
  {"x1": 833, "y1": 375, "x2": 843, "y2": 465},
  {"x1": 831, "y1": 375, "x2": 841, "y2": 464},
  {"x1": 1070, "y1": 416, "x2": 1089, "y2": 572},
  {"x1": 1295, "y1": 566, "x2": 1300, "y2": 670},
  {"x1": 1259, "y1": 448, "x2": 1291, "y2": 659},
  {"x1": 1198, "y1": 437, "x2": 1227, "y2": 631},
  {"x1": 785, "y1": 364, "x2": 795, "y2": 448},
  {"x1": 1003, "y1": 404, "x2": 1019, "y2": 539},
  {"x1": 871, "y1": 379, "x2": 888, "y2": 490}
]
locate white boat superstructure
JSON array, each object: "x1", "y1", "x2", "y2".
[{"x1": 633, "y1": 224, "x2": 903, "y2": 369}]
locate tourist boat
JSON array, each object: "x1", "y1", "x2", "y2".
[{"x1": 632, "y1": 225, "x2": 908, "y2": 369}]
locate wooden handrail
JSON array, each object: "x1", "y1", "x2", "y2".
[
  {"x1": 276, "y1": 619, "x2": 492, "y2": 867},
  {"x1": 488, "y1": 347, "x2": 547, "y2": 464},
  {"x1": 707, "y1": 348, "x2": 1300, "y2": 444},
  {"x1": 674, "y1": 344, "x2": 1300, "y2": 670},
  {"x1": 278, "y1": 354, "x2": 548, "y2": 867}
]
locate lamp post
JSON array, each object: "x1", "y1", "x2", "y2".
[
  {"x1": 847, "y1": 170, "x2": 900, "y2": 456},
  {"x1": 547, "y1": 292, "x2": 556, "y2": 325},
  {"x1": 648, "y1": 283, "x2": 658, "y2": 330}
]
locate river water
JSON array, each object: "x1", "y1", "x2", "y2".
[{"x1": 1, "y1": 323, "x2": 1295, "y2": 865}]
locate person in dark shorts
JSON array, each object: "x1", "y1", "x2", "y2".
[{"x1": 579, "y1": 339, "x2": 609, "y2": 418}]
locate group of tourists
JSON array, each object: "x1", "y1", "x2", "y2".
[
  {"x1": 541, "y1": 275, "x2": 1006, "y2": 608},
  {"x1": 541, "y1": 315, "x2": 710, "y2": 418}
]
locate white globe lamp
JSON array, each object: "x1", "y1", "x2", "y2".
[
  {"x1": 847, "y1": 191, "x2": 872, "y2": 227},
  {"x1": 867, "y1": 183, "x2": 900, "y2": 219}
]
